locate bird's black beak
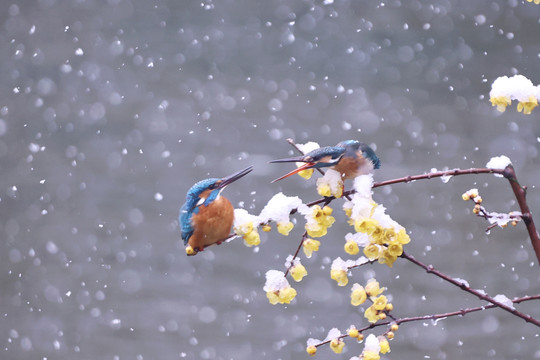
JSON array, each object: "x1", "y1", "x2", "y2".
[
  {"x1": 269, "y1": 156, "x2": 308, "y2": 164},
  {"x1": 218, "y1": 166, "x2": 253, "y2": 189}
]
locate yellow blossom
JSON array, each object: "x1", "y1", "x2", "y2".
[
  {"x1": 330, "y1": 269, "x2": 349, "y2": 286},
  {"x1": 317, "y1": 182, "x2": 332, "y2": 197},
  {"x1": 306, "y1": 345, "x2": 317, "y2": 356},
  {"x1": 234, "y1": 221, "x2": 254, "y2": 236},
  {"x1": 365, "y1": 279, "x2": 384, "y2": 297},
  {"x1": 266, "y1": 291, "x2": 279, "y2": 305},
  {"x1": 348, "y1": 327, "x2": 359, "y2": 338},
  {"x1": 330, "y1": 339, "x2": 345, "y2": 354},
  {"x1": 378, "y1": 336, "x2": 390, "y2": 354},
  {"x1": 517, "y1": 96, "x2": 538, "y2": 115},
  {"x1": 344, "y1": 239, "x2": 360, "y2": 255},
  {"x1": 396, "y1": 229, "x2": 411, "y2": 244},
  {"x1": 290, "y1": 263, "x2": 307, "y2": 282},
  {"x1": 244, "y1": 230, "x2": 261, "y2": 247},
  {"x1": 298, "y1": 168, "x2": 314, "y2": 179},
  {"x1": 386, "y1": 303, "x2": 394, "y2": 312},
  {"x1": 379, "y1": 251, "x2": 397, "y2": 267},
  {"x1": 386, "y1": 331, "x2": 395, "y2": 339},
  {"x1": 277, "y1": 221, "x2": 294, "y2": 236},
  {"x1": 267, "y1": 287, "x2": 297, "y2": 305},
  {"x1": 185, "y1": 245, "x2": 195, "y2": 256},
  {"x1": 462, "y1": 192, "x2": 470, "y2": 201},
  {"x1": 362, "y1": 351, "x2": 380, "y2": 360},
  {"x1": 363, "y1": 243, "x2": 381, "y2": 260},
  {"x1": 387, "y1": 241, "x2": 403, "y2": 256},
  {"x1": 490, "y1": 95, "x2": 511, "y2": 112},
  {"x1": 322, "y1": 205, "x2": 333, "y2": 215},
  {"x1": 364, "y1": 306, "x2": 380, "y2": 323},
  {"x1": 262, "y1": 224, "x2": 272, "y2": 232},
  {"x1": 303, "y1": 238, "x2": 320, "y2": 258},
  {"x1": 351, "y1": 286, "x2": 367, "y2": 306},
  {"x1": 306, "y1": 222, "x2": 327, "y2": 238},
  {"x1": 372, "y1": 295, "x2": 388, "y2": 311},
  {"x1": 344, "y1": 206, "x2": 352, "y2": 218},
  {"x1": 278, "y1": 286, "x2": 297, "y2": 304},
  {"x1": 390, "y1": 323, "x2": 399, "y2": 332},
  {"x1": 354, "y1": 218, "x2": 379, "y2": 235}
]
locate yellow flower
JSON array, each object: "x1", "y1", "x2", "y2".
[
  {"x1": 348, "y1": 327, "x2": 359, "y2": 338},
  {"x1": 302, "y1": 238, "x2": 320, "y2": 258},
  {"x1": 363, "y1": 350, "x2": 381, "y2": 360},
  {"x1": 306, "y1": 345, "x2": 317, "y2": 356},
  {"x1": 290, "y1": 263, "x2": 308, "y2": 282},
  {"x1": 344, "y1": 239, "x2": 360, "y2": 255},
  {"x1": 351, "y1": 285, "x2": 367, "y2": 306},
  {"x1": 378, "y1": 336, "x2": 390, "y2": 354},
  {"x1": 298, "y1": 168, "x2": 314, "y2": 179},
  {"x1": 278, "y1": 286, "x2": 297, "y2": 303},
  {"x1": 266, "y1": 291, "x2": 279, "y2": 305},
  {"x1": 489, "y1": 95, "x2": 511, "y2": 112},
  {"x1": 277, "y1": 221, "x2": 294, "y2": 236},
  {"x1": 244, "y1": 230, "x2": 261, "y2": 247},
  {"x1": 330, "y1": 339, "x2": 345, "y2": 354},
  {"x1": 390, "y1": 323, "x2": 399, "y2": 332},
  {"x1": 386, "y1": 331, "x2": 394, "y2": 339},
  {"x1": 372, "y1": 295, "x2": 388, "y2": 311},
  {"x1": 354, "y1": 218, "x2": 379, "y2": 235},
  {"x1": 322, "y1": 205, "x2": 333, "y2": 216},
  {"x1": 364, "y1": 306, "x2": 380, "y2": 323},
  {"x1": 379, "y1": 250, "x2": 398, "y2": 267},
  {"x1": 344, "y1": 206, "x2": 352, "y2": 218},
  {"x1": 462, "y1": 192, "x2": 470, "y2": 201},
  {"x1": 517, "y1": 96, "x2": 538, "y2": 115},
  {"x1": 234, "y1": 221, "x2": 254, "y2": 236},
  {"x1": 317, "y1": 182, "x2": 332, "y2": 197},
  {"x1": 365, "y1": 279, "x2": 384, "y2": 297},
  {"x1": 330, "y1": 269, "x2": 348, "y2": 286},
  {"x1": 387, "y1": 241, "x2": 403, "y2": 257},
  {"x1": 396, "y1": 228, "x2": 410, "y2": 244},
  {"x1": 363, "y1": 243, "x2": 381, "y2": 260},
  {"x1": 306, "y1": 222, "x2": 327, "y2": 238},
  {"x1": 262, "y1": 224, "x2": 272, "y2": 232},
  {"x1": 185, "y1": 245, "x2": 195, "y2": 256}
]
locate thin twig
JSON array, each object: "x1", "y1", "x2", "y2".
[
  {"x1": 400, "y1": 251, "x2": 540, "y2": 327},
  {"x1": 313, "y1": 294, "x2": 540, "y2": 347}
]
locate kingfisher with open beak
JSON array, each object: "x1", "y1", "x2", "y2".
[
  {"x1": 180, "y1": 166, "x2": 253, "y2": 255},
  {"x1": 270, "y1": 140, "x2": 380, "y2": 182}
]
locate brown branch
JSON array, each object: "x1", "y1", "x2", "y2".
[
  {"x1": 313, "y1": 294, "x2": 540, "y2": 347},
  {"x1": 284, "y1": 231, "x2": 308, "y2": 277},
  {"x1": 502, "y1": 165, "x2": 540, "y2": 265},
  {"x1": 400, "y1": 251, "x2": 540, "y2": 327}
]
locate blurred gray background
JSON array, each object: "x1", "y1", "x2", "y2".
[{"x1": 1, "y1": 0, "x2": 540, "y2": 359}]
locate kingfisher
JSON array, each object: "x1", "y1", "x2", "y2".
[
  {"x1": 270, "y1": 140, "x2": 380, "y2": 182},
  {"x1": 180, "y1": 166, "x2": 253, "y2": 255}
]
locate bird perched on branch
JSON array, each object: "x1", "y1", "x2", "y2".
[
  {"x1": 180, "y1": 166, "x2": 253, "y2": 255},
  {"x1": 270, "y1": 140, "x2": 380, "y2": 182}
]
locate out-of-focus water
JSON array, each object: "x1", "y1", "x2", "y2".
[{"x1": 1, "y1": 1, "x2": 539, "y2": 359}]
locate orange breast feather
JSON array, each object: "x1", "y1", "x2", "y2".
[{"x1": 189, "y1": 196, "x2": 234, "y2": 249}]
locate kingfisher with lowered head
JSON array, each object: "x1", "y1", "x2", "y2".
[
  {"x1": 180, "y1": 166, "x2": 253, "y2": 255},
  {"x1": 270, "y1": 140, "x2": 380, "y2": 182}
]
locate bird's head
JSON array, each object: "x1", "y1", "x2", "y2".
[
  {"x1": 337, "y1": 140, "x2": 381, "y2": 170},
  {"x1": 183, "y1": 165, "x2": 254, "y2": 211},
  {"x1": 270, "y1": 146, "x2": 346, "y2": 182}
]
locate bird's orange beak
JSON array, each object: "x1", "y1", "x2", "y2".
[
  {"x1": 218, "y1": 166, "x2": 253, "y2": 189},
  {"x1": 270, "y1": 161, "x2": 316, "y2": 183}
]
